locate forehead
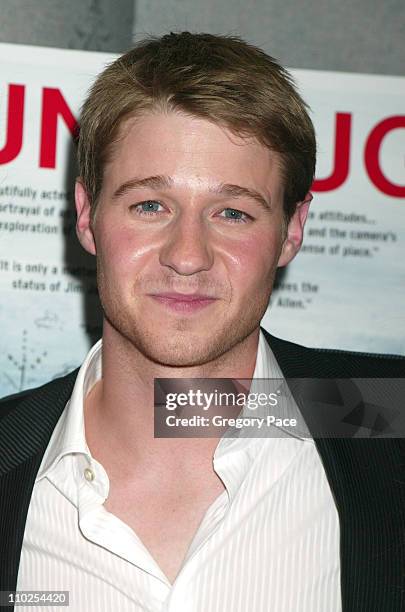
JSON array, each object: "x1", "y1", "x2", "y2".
[{"x1": 103, "y1": 111, "x2": 284, "y2": 199}]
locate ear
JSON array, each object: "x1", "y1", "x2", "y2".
[
  {"x1": 75, "y1": 179, "x2": 96, "y2": 255},
  {"x1": 277, "y1": 192, "x2": 312, "y2": 268}
]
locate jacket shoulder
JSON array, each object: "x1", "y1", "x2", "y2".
[
  {"x1": 261, "y1": 328, "x2": 405, "y2": 377},
  {"x1": 0, "y1": 370, "x2": 80, "y2": 421}
]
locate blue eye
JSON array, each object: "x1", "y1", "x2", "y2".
[
  {"x1": 220, "y1": 208, "x2": 249, "y2": 222},
  {"x1": 133, "y1": 201, "x2": 163, "y2": 215}
]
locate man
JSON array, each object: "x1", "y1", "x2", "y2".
[{"x1": 0, "y1": 32, "x2": 404, "y2": 611}]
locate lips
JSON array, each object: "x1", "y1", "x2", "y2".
[
  {"x1": 148, "y1": 292, "x2": 218, "y2": 313},
  {"x1": 150, "y1": 292, "x2": 216, "y2": 301}
]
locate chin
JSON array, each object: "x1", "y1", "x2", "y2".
[
  {"x1": 132, "y1": 330, "x2": 227, "y2": 367},
  {"x1": 125, "y1": 317, "x2": 261, "y2": 369},
  {"x1": 102, "y1": 291, "x2": 266, "y2": 368}
]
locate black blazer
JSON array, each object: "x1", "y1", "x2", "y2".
[{"x1": 1, "y1": 329, "x2": 404, "y2": 611}]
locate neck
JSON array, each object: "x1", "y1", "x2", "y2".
[{"x1": 84, "y1": 320, "x2": 260, "y2": 475}]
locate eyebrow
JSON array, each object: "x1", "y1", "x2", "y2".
[
  {"x1": 210, "y1": 183, "x2": 271, "y2": 211},
  {"x1": 112, "y1": 175, "x2": 271, "y2": 211},
  {"x1": 112, "y1": 175, "x2": 173, "y2": 199}
]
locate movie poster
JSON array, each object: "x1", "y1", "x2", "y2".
[{"x1": 0, "y1": 43, "x2": 404, "y2": 396}]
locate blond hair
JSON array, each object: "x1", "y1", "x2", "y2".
[{"x1": 78, "y1": 32, "x2": 316, "y2": 221}]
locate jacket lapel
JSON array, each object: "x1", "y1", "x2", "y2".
[
  {"x1": 0, "y1": 370, "x2": 78, "y2": 590},
  {"x1": 262, "y1": 327, "x2": 405, "y2": 611}
]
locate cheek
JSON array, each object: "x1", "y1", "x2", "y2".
[
  {"x1": 222, "y1": 230, "x2": 282, "y2": 288},
  {"x1": 96, "y1": 222, "x2": 158, "y2": 273}
]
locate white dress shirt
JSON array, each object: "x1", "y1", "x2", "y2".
[{"x1": 17, "y1": 331, "x2": 341, "y2": 611}]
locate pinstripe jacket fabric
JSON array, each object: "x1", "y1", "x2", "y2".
[{"x1": 1, "y1": 329, "x2": 404, "y2": 611}]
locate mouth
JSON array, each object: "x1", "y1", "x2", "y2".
[{"x1": 148, "y1": 292, "x2": 219, "y2": 313}]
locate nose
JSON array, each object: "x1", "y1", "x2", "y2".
[{"x1": 159, "y1": 215, "x2": 214, "y2": 275}]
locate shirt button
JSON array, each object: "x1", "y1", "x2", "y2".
[{"x1": 84, "y1": 468, "x2": 95, "y2": 482}]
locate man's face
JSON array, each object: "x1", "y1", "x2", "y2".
[{"x1": 76, "y1": 111, "x2": 309, "y2": 366}]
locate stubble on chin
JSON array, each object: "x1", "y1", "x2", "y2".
[
  {"x1": 99, "y1": 286, "x2": 271, "y2": 369},
  {"x1": 96, "y1": 261, "x2": 275, "y2": 368}
]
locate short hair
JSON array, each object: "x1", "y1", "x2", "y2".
[{"x1": 78, "y1": 32, "x2": 316, "y2": 222}]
